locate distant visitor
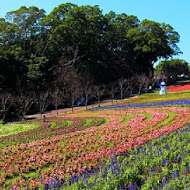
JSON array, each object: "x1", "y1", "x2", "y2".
[{"x1": 160, "y1": 81, "x2": 167, "y2": 95}]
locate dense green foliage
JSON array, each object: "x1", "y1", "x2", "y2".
[
  {"x1": 155, "y1": 59, "x2": 189, "y2": 79},
  {"x1": 0, "y1": 3, "x2": 181, "y2": 119},
  {"x1": 0, "y1": 3, "x2": 180, "y2": 87}
]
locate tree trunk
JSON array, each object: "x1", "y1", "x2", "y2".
[
  {"x1": 130, "y1": 90, "x2": 133, "y2": 97},
  {"x1": 22, "y1": 114, "x2": 26, "y2": 120},
  {"x1": 2, "y1": 112, "x2": 5, "y2": 121},
  {"x1": 56, "y1": 106, "x2": 58, "y2": 116},
  {"x1": 72, "y1": 105, "x2": 74, "y2": 113},
  {"x1": 98, "y1": 97, "x2": 100, "y2": 107},
  {"x1": 138, "y1": 88, "x2": 141, "y2": 95},
  {"x1": 120, "y1": 88, "x2": 123, "y2": 100},
  {"x1": 85, "y1": 100, "x2": 88, "y2": 111}
]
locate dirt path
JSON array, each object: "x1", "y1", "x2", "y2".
[{"x1": 25, "y1": 96, "x2": 138, "y2": 120}]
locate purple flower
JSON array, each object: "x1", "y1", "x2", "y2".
[
  {"x1": 90, "y1": 99, "x2": 190, "y2": 111},
  {"x1": 186, "y1": 165, "x2": 190, "y2": 172},
  {"x1": 161, "y1": 177, "x2": 167, "y2": 187},
  {"x1": 150, "y1": 166, "x2": 154, "y2": 173},
  {"x1": 129, "y1": 183, "x2": 137, "y2": 190},
  {"x1": 43, "y1": 184, "x2": 48, "y2": 190},
  {"x1": 164, "y1": 145, "x2": 170, "y2": 150},
  {"x1": 173, "y1": 170, "x2": 179, "y2": 179},
  {"x1": 162, "y1": 159, "x2": 165, "y2": 166}
]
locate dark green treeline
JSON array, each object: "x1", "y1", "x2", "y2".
[{"x1": 0, "y1": 3, "x2": 180, "y2": 119}]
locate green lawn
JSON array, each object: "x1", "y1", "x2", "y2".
[
  {"x1": 120, "y1": 90, "x2": 190, "y2": 105},
  {"x1": 0, "y1": 123, "x2": 40, "y2": 137}
]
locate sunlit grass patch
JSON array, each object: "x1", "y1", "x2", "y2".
[
  {"x1": 0, "y1": 123, "x2": 40, "y2": 137},
  {"x1": 121, "y1": 90, "x2": 190, "y2": 105}
]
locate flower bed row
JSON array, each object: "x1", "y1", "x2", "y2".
[
  {"x1": 167, "y1": 83, "x2": 190, "y2": 92},
  {"x1": 65, "y1": 123, "x2": 190, "y2": 189},
  {"x1": 0, "y1": 117, "x2": 105, "y2": 148},
  {"x1": 1, "y1": 107, "x2": 190, "y2": 189},
  {"x1": 90, "y1": 99, "x2": 190, "y2": 111}
]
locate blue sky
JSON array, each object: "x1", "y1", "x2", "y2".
[{"x1": 0, "y1": 0, "x2": 190, "y2": 66}]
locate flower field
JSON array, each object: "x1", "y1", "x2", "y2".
[
  {"x1": 67, "y1": 123, "x2": 190, "y2": 190},
  {"x1": 167, "y1": 83, "x2": 190, "y2": 92},
  {"x1": 91, "y1": 99, "x2": 190, "y2": 111},
  {"x1": 1, "y1": 101, "x2": 190, "y2": 189},
  {"x1": 119, "y1": 90, "x2": 190, "y2": 105}
]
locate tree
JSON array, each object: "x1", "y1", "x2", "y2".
[
  {"x1": 0, "y1": 92, "x2": 13, "y2": 120},
  {"x1": 127, "y1": 20, "x2": 180, "y2": 76},
  {"x1": 68, "y1": 83, "x2": 81, "y2": 113},
  {"x1": 154, "y1": 59, "x2": 189, "y2": 79},
  {"x1": 117, "y1": 78, "x2": 127, "y2": 100},
  {"x1": 81, "y1": 74, "x2": 93, "y2": 111},
  {"x1": 0, "y1": 6, "x2": 50, "y2": 93},
  {"x1": 136, "y1": 74, "x2": 150, "y2": 95},
  {"x1": 0, "y1": 4, "x2": 182, "y2": 120},
  {"x1": 51, "y1": 88, "x2": 64, "y2": 116},
  {"x1": 144, "y1": 76, "x2": 151, "y2": 93},
  {"x1": 35, "y1": 91, "x2": 50, "y2": 115},
  {"x1": 93, "y1": 85, "x2": 105, "y2": 107},
  {"x1": 127, "y1": 77, "x2": 136, "y2": 97},
  {"x1": 107, "y1": 81, "x2": 118, "y2": 105},
  {"x1": 63, "y1": 67, "x2": 82, "y2": 112},
  {"x1": 15, "y1": 92, "x2": 34, "y2": 119},
  {"x1": 5, "y1": 6, "x2": 46, "y2": 52}
]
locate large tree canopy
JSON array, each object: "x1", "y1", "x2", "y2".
[
  {"x1": 0, "y1": 3, "x2": 185, "y2": 120},
  {"x1": 154, "y1": 59, "x2": 189, "y2": 79},
  {"x1": 0, "y1": 3, "x2": 181, "y2": 91},
  {"x1": 126, "y1": 20, "x2": 180, "y2": 76}
]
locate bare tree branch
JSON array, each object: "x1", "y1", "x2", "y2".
[
  {"x1": 51, "y1": 88, "x2": 64, "y2": 115},
  {"x1": 93, "y1": 85, "x2": 105, "y2": 107},
  {"x1": 35, "y1": 91, "x2": 51, "y2": 115},
  {"x1": 108, "y1": 81, "x2": 118, "y2": 105},
  {"x1": 117, "y1": 78, "x2": 127, "y2": 100},
  {"x1": 49, "y1": 44, "x2": 87, "y2": 73},
  {"x1": 0, "y1": 92, "x2": 13, "y2": 120},
  {"x1": 15, "y1": 92, "x2": 34, "y2": 119}
]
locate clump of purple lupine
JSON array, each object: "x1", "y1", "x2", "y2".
[
  {"x1": 90, "y1": 99, "x2": 190, "y2": 110},
  {"x1": 129, "y1": 183, "x2": 137, "y2": 190}
]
